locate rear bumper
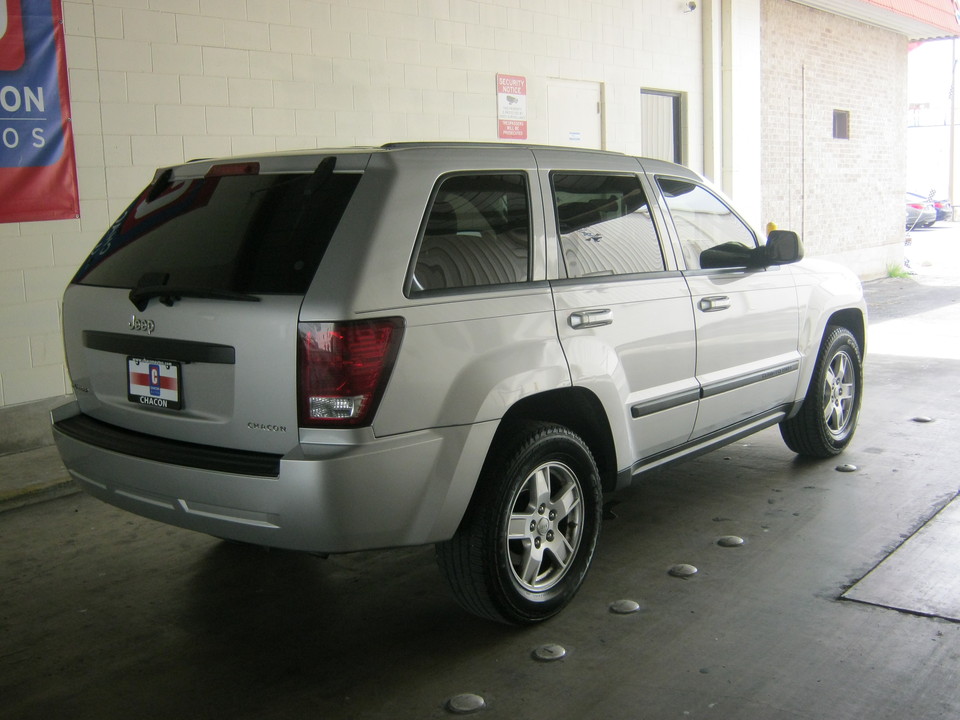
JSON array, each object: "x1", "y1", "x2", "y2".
[{"x1": 51, "y1": 401, "x2": 493, "y2": 553}]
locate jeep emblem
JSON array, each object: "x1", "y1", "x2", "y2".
[{"x1": 128, "y1": 316, "x2": 155, "y2": 334}]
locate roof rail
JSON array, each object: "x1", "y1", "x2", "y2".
[{"x1": 379, "y1": 141, "x2": 627, "y2": 156}]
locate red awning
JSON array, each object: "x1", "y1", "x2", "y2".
[
  {"x1": 796, "y1": 0, "x2": 960, "y2": 39},
  {"x1": 863, "y1": 0, "x2": 960, "y2": 35}
]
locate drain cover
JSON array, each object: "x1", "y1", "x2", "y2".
[{"x1": 842, "y1": 495, "x2": 960, "y2": 622}]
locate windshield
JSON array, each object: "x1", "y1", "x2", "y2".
[{"x1": 74, "y1": 171, "x2": 361, "y2": 295}]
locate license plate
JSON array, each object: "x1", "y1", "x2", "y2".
[{"x1": 127, "y1": 357, "x2": 182, "y2": 410}]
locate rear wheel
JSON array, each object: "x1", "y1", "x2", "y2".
[
  {"x1": 780, "y1": 326, "x2": 863, "y2": 457},
  {"x1": 436, "y1": 422, "x2": 602, "y2": 624}
]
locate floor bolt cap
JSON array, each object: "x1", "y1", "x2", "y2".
[
  {"x1": 668, "y1": 563, "x2": 698, "y2": 577},
  {"x1": 532, "y1": 644, "x2": 567, "y2": 662},
  {"x1": 609, "y1": 599, "x2": 641, "y2": 614},
  {"x1": 717, "y1": 535, "x2": 745, "y2": 547},
  {"x1": 836, "y1": 464, "x2": 858, "y2": 473},
  {"x1": 446, "y1": 693, "x2": 486, "y2": 714},
  {"x1": 912, "y1": 416, "x2": 934, "y2": 423}
]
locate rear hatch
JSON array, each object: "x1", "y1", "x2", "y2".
[{"x1": 62, "y1": 155, "x2": 364, "y2": 456}]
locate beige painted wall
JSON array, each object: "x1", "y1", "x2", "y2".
[{"x1": 0, "y1": 0, "x2": 706, "y2": 410}]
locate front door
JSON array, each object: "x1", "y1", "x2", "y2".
[{"x1": 655, "y1": 176, "x2": 801, "y2": 438}]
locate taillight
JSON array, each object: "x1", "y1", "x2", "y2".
[{"x1": 298, "y1": 318, "x2": 404, "y2": 428}]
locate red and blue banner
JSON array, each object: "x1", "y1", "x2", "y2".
[{"x1": 0, "y1": 0, "x2": 79, "y2": 223}]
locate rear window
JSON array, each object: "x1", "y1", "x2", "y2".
[
  {"x1": 74, "y1": 170, "x2": 361, "y2": 295},
  {"x1": 410, "y1": 173, "x2": 530, "y2": 293}
]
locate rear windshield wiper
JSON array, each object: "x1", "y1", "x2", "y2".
[{"x1": 129, "y1": 286, "x2": 261, "y2": 311}]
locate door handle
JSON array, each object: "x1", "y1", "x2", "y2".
[
  {"x1": 698, "y1": 295, "x2": 731, "y2": 313},
  {"x1": 568, "y1": 309, "x2": 613, "y2": 329}
]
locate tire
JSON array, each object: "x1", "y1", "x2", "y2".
[
  {"x1": 780, "y1": 326, "x2": 863, "y2": 458},
  {"x1": 436, "y1": 422, "x2": 602, "y2": 624}
]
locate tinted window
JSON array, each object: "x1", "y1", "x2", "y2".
[
  {"x1": 74, "y1": 171, "x2": 361, "y2": 294},
  {"x1": 657, "y1": 178, "x2": 757, "y2": 270},
  {"x1": 552, "y1": 173, "x2": 664, "y2": 278},
  {"x1": 411, "y1": 174, "x2": 530, "y2": 293}
]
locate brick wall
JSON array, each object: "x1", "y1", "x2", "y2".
[
  {"x1": 760, "y1": 0, "x2": 907, "y2": 270},
  {"x1": 0, "y1": 0, "x2": 705, "y2": 411}
]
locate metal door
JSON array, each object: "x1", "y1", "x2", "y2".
[{"x1": 546, "y1": 79, "x2": 603, "y2": 149}]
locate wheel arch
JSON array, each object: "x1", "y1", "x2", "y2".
[
  {"x1": 793, "y1": 306, "x2": 866, "y2": 415},
  {"x1": 498, "y1": 387, "x2": 619, "y2": 492},
  {"x1": 827, "y1": 308, "x2": 866, "y2": 356}
]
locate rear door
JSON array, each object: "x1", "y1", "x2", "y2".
[
  {"x1": 368, "y1": 149, "x2": 565, "y2": 437},
  {"x1": 537, "y1": 150, "x2": 699, "y2": 469},
  {"x1": 653, "y1": 175, "x2": 801, "y2": 438},
  {"x1": 62, "y1": 155, "x2": 366, "y2": 455}
]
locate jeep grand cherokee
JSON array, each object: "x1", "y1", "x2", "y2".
[{"x1": 52, "y1": 143, "x2": 866, "y2": 624}]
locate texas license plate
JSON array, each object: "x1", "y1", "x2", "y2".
[{"x1": 127, "y1": 357, "x2": 182, "y2": 410}]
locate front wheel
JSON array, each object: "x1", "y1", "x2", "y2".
[
  {"x1": 436, "y1": 422, "x2": 602, "y2": 624},
  {"x1": 780, "y1": 326, "x2": 863, "y2": 457}
]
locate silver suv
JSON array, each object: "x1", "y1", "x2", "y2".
[{"x1": 52, "y1": 143, "x2": 866, "y2": 624}]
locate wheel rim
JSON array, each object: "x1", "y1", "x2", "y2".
[
  {"x1": 505, "y1": 461, "x2": 584, "y2": 593},
  {"x1": 822, "y1": 348, "x2": 857, "y2": 438}
]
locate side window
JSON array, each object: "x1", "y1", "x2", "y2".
[
  {"x1": 656, "y1": 178, "x2": 758, "y2": 270},
  {"x1": 552, "y1": 173, "x2": 664, "y2": 278},
  {"x1": 411, "y1": 174, "x2": 530, "y2": 293}
]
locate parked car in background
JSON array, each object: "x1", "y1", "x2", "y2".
[
  {"x1": 51, "y1": 143, "x2": 867, "y2": 624},
  {"x1": 906, "y1": 193, "x2": 937, "y2": 229},
  {"x1": 930, "y1": 197, "x2": 953, "y2": 222}
]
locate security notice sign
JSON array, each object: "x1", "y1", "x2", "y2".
[
  {"x1": 0, "y1": 0, "x2": 79, "y2": 223},
  {"x1": 497, "y1": 74, "x2": 527, "y2": 140}
]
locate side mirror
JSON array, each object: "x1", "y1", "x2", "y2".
[
  {"x1": 764, "y1": 230, "x2": 803, "y2": 265},
  {"x1": 699, "y1": 231, "x2": 804, "y2": 270},
  {"x1": 699, "y1": 242, "x2": 755, "y2": 269}
]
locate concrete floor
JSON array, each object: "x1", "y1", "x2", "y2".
[{"x1": 1, "y1": 227, "x2": 959, "y2": 720}]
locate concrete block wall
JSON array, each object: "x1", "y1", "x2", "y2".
[
  {"x1": 760, "y1": 0, "x2": 907, "y2": 271},
  {"x1": 0, "y1": 0, "x2": 705, "y2": 414}
]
